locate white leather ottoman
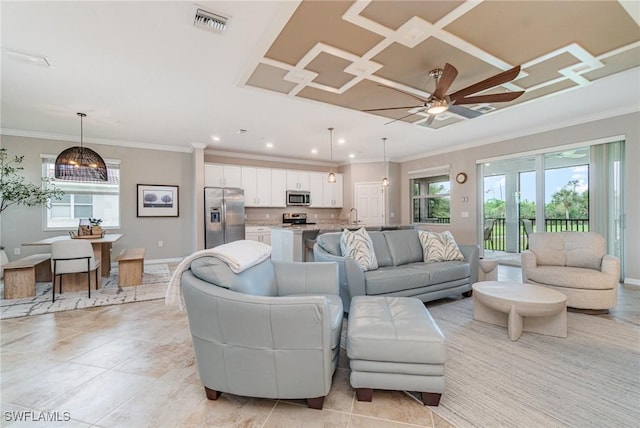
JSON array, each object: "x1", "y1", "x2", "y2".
[
  {"x1": 346, "y1": 296, "x2": 446, "y2": 406},
  {"x1": 472, "y1": 281, "x2": 567, "y2": 341}
]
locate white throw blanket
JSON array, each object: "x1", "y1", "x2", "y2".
[{"x1": 165, "y1": 240, "x2": 272, "y2": 310}]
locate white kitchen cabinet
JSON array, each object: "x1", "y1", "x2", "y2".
[
  {"x1": 242, "y1": 167, "x2": 258, "y2": 206},
  {"x1": 323, "y1": 173, "x2": 343, "y2": 207},
  {"x1": 286, "y1": 170, "x2": 310, "y2": 191},
  {"x1": 271, "y1": 169, "x2": 287, "y2": 207},
  {"x1": 243, "y1": 167, "x2": 274, "y2": 207},
  {"x1": 204, "y1": 164, "x2": 242, "y2": 188},
  {"x1": 245, "y1": 226, "x2": 271, "y2": 245},
  {"x1": 308, "y1": 172, "x2": 325, "y2": 208}
]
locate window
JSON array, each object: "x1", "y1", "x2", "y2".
[
  {"x1": 42, "y1": 156, "x2": 120, "y2": 229},
  {"x1": 410, "y1": 166, "x2": 451, "y2": 224}
]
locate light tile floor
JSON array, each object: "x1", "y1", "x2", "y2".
[{"x1": 1, "y1": 265, "x2": 637, "y2": 427}]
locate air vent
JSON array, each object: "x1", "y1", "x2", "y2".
[
  {"x1": 5, "y1": 49, "x2": 54, "y2": 68},
  {"x1": 193, "y1": 7, "x2": 228, "y2": 33}
]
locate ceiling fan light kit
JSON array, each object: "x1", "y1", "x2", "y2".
[
  {"x1": 55, "y1": 113, "x2": 108, "y2": 182},
  {"x1": 426, "y1": 99, "x2": 448, "y2": 115},
  {"x1": 365, "y1": 63, "x2": 524, "y2": 126}
]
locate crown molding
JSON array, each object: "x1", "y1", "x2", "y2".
[
  {"x1": 396, "y1": 105, "x2": 639, "y2": 163},
  {"x1": 0, "y1": 129, "x2": 192, "y2": 153},
  {"x1": 204, "y1": 149, "x2": 337, "y2": 167}
]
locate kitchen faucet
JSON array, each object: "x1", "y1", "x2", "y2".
[{"x1": 350, "y1": 208, "x2": 359, "y2": 225}]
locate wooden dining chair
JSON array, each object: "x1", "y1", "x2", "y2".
[{"x1": 51, "y1": 240, "x2": 100, "y2": 302}]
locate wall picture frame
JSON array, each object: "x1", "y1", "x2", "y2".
[{"x1": 137, "y1": 184, "x2": 179, "y2": 217}]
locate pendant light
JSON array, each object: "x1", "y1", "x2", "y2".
[
  {"x1": 381, "y1": 137, "x2": 389, "y2": 187},
  {"x1": 327, "y1": 127, "x2": 336, "y2": 183},
  {"x1": 55, "y1": 113, "x2": 108, "y2": 182}
]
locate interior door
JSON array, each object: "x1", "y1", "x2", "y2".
[{"x1": 355, "y1": 183, "x2": 384, "y2": 226}]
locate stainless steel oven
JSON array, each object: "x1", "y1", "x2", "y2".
[{"x1": 286, "y1": 190, "x2": 311, "y2": 206}]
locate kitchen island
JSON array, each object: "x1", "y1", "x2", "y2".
[{"x1": 270, "y1": 224, "x2": 416, "y2": 262}]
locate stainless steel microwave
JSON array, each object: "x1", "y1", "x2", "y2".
[{"x1": 286, "y1": 190, "x2": 311, "y2": 206}]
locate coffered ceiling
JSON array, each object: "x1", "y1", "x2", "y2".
[
  {"x1": 246, "y1": 0, "x2": 640, "y2": 129},
  {"x1": 1, "y1": 1, "x2": 639, "y2": 163}
]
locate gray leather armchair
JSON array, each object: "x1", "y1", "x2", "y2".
[{"x1": 181, "y1": 256, "x2": 343, "y2": 410}]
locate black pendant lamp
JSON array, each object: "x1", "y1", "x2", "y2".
[{"x1": 55, "y1": 113, "x2": 108, "y2": 182}]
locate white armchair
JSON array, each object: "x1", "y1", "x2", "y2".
[
  {"x1": 51, "y1": 240, "x2": 100, "y2": 302},
  {"x1": 521, "y1": 232, "x2": 619, "y2": 310}
]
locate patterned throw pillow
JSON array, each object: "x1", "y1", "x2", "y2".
[
  {"x1": 340, "y1": 227, "x2": 378, "y2": 271},
  {"x1": 418, "y1": 230, "x2": 465, "y2": 262}
]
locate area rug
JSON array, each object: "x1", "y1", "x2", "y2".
[
  {"x1": 426, "y1": 298, "x2": 640, "y2": 427},
  {"x1": 0, "y1": 263, "x2": 170, "y2": 319}
]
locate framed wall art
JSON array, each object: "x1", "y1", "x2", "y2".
[{"x1": 137, "y1": 184, "x2": 179, "y2": 217}]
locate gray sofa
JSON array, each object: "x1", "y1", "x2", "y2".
[
  {"x1": 313, "y1": 229, "x2": 479, "y2": 311},
  {"x1": 181, "y1": 256, "x2": 343, "y2": 409}
]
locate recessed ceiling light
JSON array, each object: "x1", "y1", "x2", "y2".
[
  {"x1": 211, "y1": 136, "x2": 221, "y2": 141},
  {"x1": 338, "y1": 138, "x2": 346, "y2": 144},
  {"x1": 311, "y1": 148, "x2": 318, "y2": 154},
  {"x1": 266, "y1": 142, "x2": 273, "y2": 148},
  {"x1": 349, "y1": 153, "x2": 355, "y2": 158}
]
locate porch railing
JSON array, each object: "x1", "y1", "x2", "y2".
[{"x1": 484, "y1": 218, "x2": 590, "y2": 252}]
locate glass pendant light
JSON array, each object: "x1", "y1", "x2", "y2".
[
  {"x1": 381, "y1": 137, "x2": 389, "y2": 187},
  {"x1": 55, "y1": 113, "x2": 108, "y2": 182},
  {"x1": 327, "y1": 127, "x2": 336, "y2": 183}
]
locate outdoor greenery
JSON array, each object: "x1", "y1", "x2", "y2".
[
  {"x1": 484, "y1": 179, "x2": 589, "y2": 220},
  {"x1": 484, "y1": 179, "x2": 590, "y2": 251},
  {"x1": 0, "y1": 148, "x2": 64, "y2": 214}
]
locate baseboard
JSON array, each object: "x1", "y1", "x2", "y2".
[{"x1": 624, "y1": 277, "x2": 640, "y2": 287}]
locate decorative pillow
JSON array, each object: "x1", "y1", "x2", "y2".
[
  {"x1": 418, "y1": 230, "x2": 465, "y2": 262},
  {"x1": 340, "y1": 227, "x2": 378, "y2": 271}
]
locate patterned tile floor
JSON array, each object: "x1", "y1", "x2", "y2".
[{"x1": 1, "y1": 265, "x2": 637, "y2": 427}]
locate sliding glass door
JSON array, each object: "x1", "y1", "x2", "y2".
[{"x1": 480, "y1": 141, "x2": 624, "y2": 278}]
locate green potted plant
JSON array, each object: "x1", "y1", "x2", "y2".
[
  {"x1": 1, "y1": 148, "x2": 63, "y2": 272},
  {"x1": 0, "y1": 148, "x2": 64, "y2": 214}
]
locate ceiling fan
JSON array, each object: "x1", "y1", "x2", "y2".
[{"x1": 363, "y1": 63, "x2": 524, "y2": 126}]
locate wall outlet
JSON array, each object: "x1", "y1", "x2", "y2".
[
  {"x1": 314, "y1": 214, "x2": 318, "y2": 218},
  {"x1": 266, "y1": 213, "x2": 270, "y2": 219},
  {"x1": 331, "y1": 214, "x2": 335, "y2": 218},
  {"x1": 390, "y1": 212, "x2": 395, "y2": 218},
  {"x1": 14, "y1": 248, "x2": 20, "y2": 255},
  {"x1": 461, "y1": 211, "x2": 469, "y2": 218},
  {"x1": 158, "y1": 240, "x2": 164, "y2": 248}
]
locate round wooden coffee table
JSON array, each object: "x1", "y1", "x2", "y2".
[{"x1": 472, "y1": 281, "x2": 567, "y2": 341}]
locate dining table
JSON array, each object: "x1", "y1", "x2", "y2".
[{"x1": 23, "y1": 234, "x2": 123, "y2": 287}]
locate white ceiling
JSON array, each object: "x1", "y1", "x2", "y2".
[{"x1": 2, "y1": 1, "x2": 639, "y2": 165}]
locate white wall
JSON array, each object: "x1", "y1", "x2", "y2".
[{"x1": 1, "y1": 135, "x2": 195, "y2": 262}]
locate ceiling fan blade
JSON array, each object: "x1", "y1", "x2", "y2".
[
  {"x1": 432, "y1": 63, "x2": 458, "y2": 100},
  {"x1": 377, "y1": 85, "x2": 429, "y2": 103},
  {"x1": 452, "y1": 91, "x2": 525, "y2": 105},
  {"x1": 362, "y1": 105, "x2": 423, "y2": 112},
  {"x1": 449, "y1": 65, "x2": 522, "y2": 101},
  {"x1": 448, "y1": 104, "x2": 483, "y2": 119},
  {"x1": 384, "y1": 109, "x2": 424, "y2": 125}
]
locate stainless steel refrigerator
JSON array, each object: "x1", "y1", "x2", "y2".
[{"x1": 205, "y1": 187, "x2": 245, "y2": 248}]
